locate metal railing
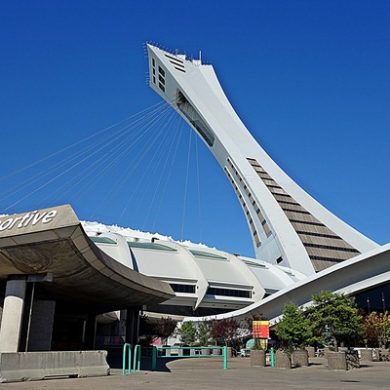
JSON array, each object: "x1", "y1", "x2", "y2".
[
  {"x1": 151, "y1": 346, "x2": 228, "y2": 370},
  {"x1": 122, "y1": 343, "x2": 141, "y2": 375},
  {"x1": 270, "y1": 347, "x2": 275, "y2": 368}
]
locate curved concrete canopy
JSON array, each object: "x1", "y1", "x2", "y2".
[{"x1": 0, "y1": 205, "x2": 174, "y2": 313}]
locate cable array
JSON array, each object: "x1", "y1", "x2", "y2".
[{"x1": 0, "y1": 99, "x2": 206, "y2": 244}]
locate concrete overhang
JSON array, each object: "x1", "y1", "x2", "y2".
[{"x1": 0, "y1": 205, "x2": 174, "y2": 313}]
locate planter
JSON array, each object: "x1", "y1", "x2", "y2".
[
  {"x1": 327, "y1": 351, "x2": 347, "y2": 370},
  {"x1": 379, "y1": 349, "x2": 390, "y2": 361},
  {"x1": 227, "y1": 347, "x2": 232, "y2": 358},
  {"x1": 305, "y1": 346, "x2": 315, "y2": 358},
  {"x1": 360, "y1": 349, "x2": 373, "y2": 362},
  {"x1": 275, "y1": 350, "x2": 291, "y2": 369},
  {"x1": 292, "y1": 350, "x2": 309, "y2": 367},
  {"x1": 373, "y1": 349, "x2": 380, "y2": 361},
  {"x1": 250, "y1": 350, "x2": 266, "y2": 367}
]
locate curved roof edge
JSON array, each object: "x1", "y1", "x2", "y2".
[{"x1": 183, "y1": 244, "x2": 390, "y2": 323}]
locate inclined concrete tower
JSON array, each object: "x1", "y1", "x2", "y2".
[{"x1": 147, "y1": 44, "x2": 378, "y2": 275}]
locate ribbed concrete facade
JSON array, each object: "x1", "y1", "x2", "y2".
[{"x1": 246, "y1": 158, "x2": 360, "y2": 271}]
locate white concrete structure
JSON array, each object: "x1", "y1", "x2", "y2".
[
  {"x1": 0, "y1": 46, "x2": 388, "y2": 359},
  {"x1": 184, "y1": 244, "x2": 390, "y2": 324},
  {"x1": 146, "y1": 44, "x2": 378, "y2": 275},
  {"x1": 86, "y1": 229, "x2": 306, "y2": 316}
]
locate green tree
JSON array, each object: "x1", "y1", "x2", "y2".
[
  {"x1": 179, "y1": 321, "x2": 197, "y2": 345},
  {"x1": 307, "y1": 291, "x2": 363, "y2": 348},
  {"x1": 197, "y1": 321, "x2": 210, "y2": 346},
  {"x1": 275, "y1": 303, "x2": 311, "y2": 352}
]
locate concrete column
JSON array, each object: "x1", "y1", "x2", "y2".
[
  {"x1": 83, "y1": 314, "x2": 97, "y2": 350},
  {"x1": 0, "y1": 278, "x2": 27, "y2": 352},
  {"x1": 28, "y1": 300, "x2": 56, "y2": 351},
  {"x1": 119, "y1": 310, "x2": 127, "y2": 344},
  {"x1": 126, "y1": 308, "x2": 140, "y2": 346}
]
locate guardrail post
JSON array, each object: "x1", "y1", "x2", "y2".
[
  {"x1": 133, "y1": 345, "x2": 141, "y2": 372},
  {"x1": 223, "y1": 346, "x2": 228, "y2": 369},
  {"x1": 270, "y1": 347, "x2": 275, "y2": 368},
  {"x1": 122, "y1": 343, "x2": 132, "y2": 376},
  {"x1": 151, "y1": 346, "x2": 157, "y2": 371}
]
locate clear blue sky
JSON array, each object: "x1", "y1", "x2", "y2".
[{"x1": 1, "y1": 0, "x2": 389, "y2": 257}]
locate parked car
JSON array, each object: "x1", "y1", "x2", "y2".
[{"x1": 239, "y1": 348, "x2": 251, "y2": 357}]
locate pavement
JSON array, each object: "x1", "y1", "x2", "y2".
[{"x1": 3, "y1": 357, "x2": 390, "y2": 390}]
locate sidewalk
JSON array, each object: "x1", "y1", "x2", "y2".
[{"x1": 4, "y1": 357, "x2": 390, "y2": 390}]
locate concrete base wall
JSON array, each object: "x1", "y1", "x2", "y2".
[
  {"x1": 250, "y1": 350, "x2": 265, "y2": 367},
  {"x1": 305, "y1": 346, "x2": 315, "y2": 358},
  {"x1": 275, "y1": 350, "x2": 291, "y2": 369},
  {"x1": 0, "y1": 351, "x2": 109, "y2": 383},
  {"x1": 292, "y1": 350, "x2": 309, "y2": 367},
  {"x1": 327, "y1": 352, "x2": 347, "y2": 370}
]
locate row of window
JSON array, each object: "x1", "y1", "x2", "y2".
[
  {"x1": 170, "y1": 284, "x2": 196, "y2": 293},
  {"x1": 189, "y1": 249, "x2": 227, "y2": 260},
  {"x1": 90, "y1": 236, "x2": 116, "y2": 245},
  {"x1": 276, "y1": 199, "x2": 301, "y2": 207},
  {"x1": 127, "y1": 241, "x2": 176, "y2": 252},
  {"x1": 282, "y1": 207, "x2": 311, "y2": 215},
  {"x1": 289, "y1": 219, "x2": 327, "y2": 227},
  {"x1": 295, "y1": 230, "x2": 342, "y2": 240},
  {"x1": 227, "y1": 158, "x2": 272, "y2": 240},
  {"x1": 169, "y1": 284, "x2": 252, "y2": 298},
  {"x1": 303, "y1": 242, "x2": 359, "y2": 253},
  {"x1": 224, "y1": 167, "x2": 261, "y2": 247},
  {"x1": 309, "y1": 255, "x2": 342, "y2": 262},
  {"x1": 246, "y1": 158, "x2": 361, "y2": 267},
  {"x1": 164, "y1": 53, "x2": 184, "y2": 63},
  {"x1": 164, "y1": 53, "x2": 186, "y2": 73},
  {"x1": 176, "y1": 91, "x2": 215, "y2": 147},
  {"x1": 207, "y1": 287, "x2": 251, "y2": 298},
  {"x1": 151, "y1": 57, "x2": 166, "y2": 93}
]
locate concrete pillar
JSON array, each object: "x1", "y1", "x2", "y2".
[
  {"x1": 119, "y1": 310, "x2": 127, "y2": 344},
  {"x1": 28, "y1": 300, "x2": 56, "y2": 351},
  {"x1": 0, "y1": 278, "x2": 27, "y2": 352},
  {"x1": 83, "y1": 314, "x2": 97, "y2": 350},
  {"x1": 126, "y1": 308, "x2": 140, "y2": 346}
]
